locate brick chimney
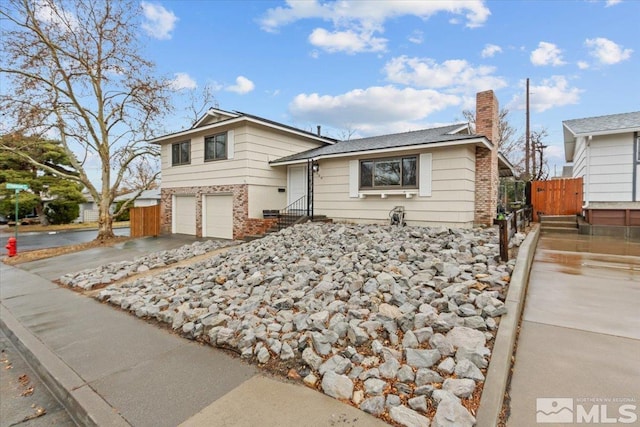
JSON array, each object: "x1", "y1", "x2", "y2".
[{"x1": 474, "y1": 90, "x2": 499, "y2": 226}]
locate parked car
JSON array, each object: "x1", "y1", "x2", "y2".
[
  {"x1": 0, "y1": 214, "x2": 7, "y2": 225},
  {"x1": 7, "y1": 214, "x2": 40, "y2": 226}
]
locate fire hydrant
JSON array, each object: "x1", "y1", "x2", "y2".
[{"x1": 6, "y1": 237, "x2": 17, "y2": 257}]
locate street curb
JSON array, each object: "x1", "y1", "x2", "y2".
[
  {"x1": 475, "y1": 223, "x2": 540, "y2": 426},
  {"x1": 0, "y1": 306, "x2": 130, "y2": 427}
]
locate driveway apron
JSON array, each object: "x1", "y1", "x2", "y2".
[{"x1": 507, "y1": 234, "x2": 640, "y2": 427}]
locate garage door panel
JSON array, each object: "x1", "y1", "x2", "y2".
[
  {"x1": 204, "y1": 195, "x2": 233, "y2": 239},
  {"x1": 174, "y1": 196, "x2": 196, "y2": 235}
]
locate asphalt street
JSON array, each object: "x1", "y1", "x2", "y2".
[{"x1": 0, "y1": 227, "x2": 129, "y2": 252}]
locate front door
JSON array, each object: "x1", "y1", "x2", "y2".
[{"x1": 287, "y1": 165, "x2": 307, "y2": 206}]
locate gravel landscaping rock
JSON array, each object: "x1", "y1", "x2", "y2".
[
  {"x1": 88, "y1": 222, "x2": 522, "y2": 425},
  {"x1": 60, "y1": 240, "x2": 237, "y2": 289}
]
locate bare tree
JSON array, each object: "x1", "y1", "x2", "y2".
[
  {"x1": 463, "y1": 107, "x2": 527, "y2": 178},
  {"x1": 0, "y1": 0, "x2": 171, "y2": 240},
  {"x1": 183, "y1": 83, "x2": 219, "y2": 127},
  {"x1": 463, "y1": 107, "x2": 517, "y2": 151},
  {"x1": 530, "y1": 129, "x2": 549, "y2": 180}
]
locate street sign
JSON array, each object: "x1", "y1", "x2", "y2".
[{"x1": 6, "y1": 183, "x2": 29, "y2": 190}]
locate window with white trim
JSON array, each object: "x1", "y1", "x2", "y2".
[
  {"x1": 171, "y1": 141, "x2": 190, "y2": 166},
  {"x1": 359, "y1": 156, "x2": 417, "y2": 189},
  {"x1": 204, "y1": 132, "x2": 227, "y2": 161}
]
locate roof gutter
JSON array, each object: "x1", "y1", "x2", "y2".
[
  {"x1": 148, "y1": 116, "x2": 335, "y2": 145},
  {"x1": 270, "y1": 137, "x2": 492, "y2": 166}
]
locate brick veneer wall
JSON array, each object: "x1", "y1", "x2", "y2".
[
  {"x1": 160, "y1": 184, "x2": 276, "y2": 239},
  {"x1": 474, "y1": 90, "x2": 499, "y2": 226}
]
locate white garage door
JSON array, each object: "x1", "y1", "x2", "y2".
[
  {"x1": 203, "y1": 194, "x2": 233, "y2": 239},
  {"x1": 173, "y1": 195, "x2": 196, "y2": 235}
]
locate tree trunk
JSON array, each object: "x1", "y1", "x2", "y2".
[{"x1": 96, "y1": 200, "x2": 115, "y2": 241}]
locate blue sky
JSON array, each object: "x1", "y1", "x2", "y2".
[{"x1": 127, "y1": 1, "x2": 638, "y2": 174}]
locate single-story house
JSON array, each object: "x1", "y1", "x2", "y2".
[
  {"x1": 150, "y1": 90, "x2": 512, "y2": 239},
  {"x1": 563, "y1": 111, "x2": 640, "y2": 228},
  {"x1": 77, "y1": 188, "x2": 98, "y2": 223},
  {"x1": 114, "y1": 189, "x2": 161, "y2": 207}
]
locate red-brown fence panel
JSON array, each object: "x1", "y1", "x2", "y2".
[
  {"x1": 531, "y1": 177, "x2": 583, "y2": 222},
  {"x1": 129, "y1": 205, "x2": 160, "y2": 237}
]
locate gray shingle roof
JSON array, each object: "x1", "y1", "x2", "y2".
[
  {"x1": 563, "y1": 111, "x2": 640, "y2": 136},
  {"x1": 271, "y1": 123, "x2": 478, "y2": 164}
]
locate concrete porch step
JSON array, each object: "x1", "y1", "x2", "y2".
[
  {"x1": 541, "y1": 227, "x2": 579, "y2": 234},
  {"x1": 540, "y1": 215, "x2": 578, "y2": 223}
]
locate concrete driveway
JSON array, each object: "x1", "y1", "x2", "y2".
[{"x1": 508, "y1": 234, "x2": 640, "y2": 426}]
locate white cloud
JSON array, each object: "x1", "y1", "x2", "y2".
[
  {"x1": 481, "y1": 44, "x2": 502, "y2": 58},
  {"x1": 408, "y1": 30, "x2": 424, "y2": 45},
  {"x1": 226, "y1": 76, "x2": 255, "y2": 94},
  {"x1": 34, "y1": 0, "x2": 78, "y2": 30},
  {"x1": 170, "y1": 73, "x2": 197, "y2": 90},
  {"x1": 260, "y1": 1, "x2": 490, "y2": 54},
  {"x1": 141, "y1": 2, "x2": 178, "y2": 40},
  {"x1": 509, "y1": 76, "x2": 582, "y2": 112},
  {"x1": 530, "y1": 42, "x2": 566, "y2": 66},
  {"x1": 289, "y1": 85, "x2": 460, "y2": 134},
  {"x1": 585, "y1": 37, "x2": 632, "y2": 64},
  {"x1": 383, "y1": 56, "x2": 507, "y2": 95},
  {"x1": 309, "y1": 28, "x2": 387, "y2": 53},
  {"x1": 605, "y1": 0, "x2": 622, "y2": 6},
  {"x1": 577, "y1": 61, "x2": 590, "y2": 69}
]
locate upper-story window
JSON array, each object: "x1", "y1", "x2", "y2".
[
  {"x1": 360, "y1": 156, "x2": 417, "y2": 189},
  {"x1": 205, "y1": 132, "x2": 227, "y2": 161},
  {"x1": 636, "y1": 135, "x2": 640, "y2": 162},
  {"x1": 171, "y1": 141, "x2": 190, "y2": 166}
]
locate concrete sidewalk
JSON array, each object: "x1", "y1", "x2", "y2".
[
  {"x1": 507, "y1": 234, "x2": 640, "y2": 426},
  {"x1": 0, "y1": 241, "x2": 386, "y2": 426}
]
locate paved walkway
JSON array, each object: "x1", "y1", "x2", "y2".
[
  {"x1": 0, "y1": 237, "x2": 386, "y2": 427},
  {"x1": 507, "y1": 234, "x2": 640, "y2": 426}
]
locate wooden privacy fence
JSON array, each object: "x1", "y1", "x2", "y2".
[
  {"x1": 129, "y1": 205, "x2": 160, "y2": 237},
  {"x1": 531, "y1": 177, "x2": 583, "y2": 222},
  {"x1": 495, "y1": 207, "x2": 532, "y2": 261}
]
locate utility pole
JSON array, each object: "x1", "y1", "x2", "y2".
[{"x1": 525, "y1": 78, "x2": 530, "y2": 179}]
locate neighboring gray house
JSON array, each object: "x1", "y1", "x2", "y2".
[
  {"x1": 114, "y1": 189, "x2": 161, "y2": 207},
  {"x1": 563, "y1": 111, "x2": 640, "y2": 228}
]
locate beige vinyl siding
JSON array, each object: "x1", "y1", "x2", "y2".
[
  {"x1": 248, "y1": 184, "x2": 287, "y2": 218},
  {"x1": 314, "y1": 145, "x2": 476, "y2": 227},
  {"x1": 160, "y1": 123, "x2": 325, "y2": 204}
]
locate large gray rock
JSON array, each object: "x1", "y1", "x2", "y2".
[
  {"x1": 442, "y1": 378, "x2": 476, "y2": 398},
  {"x1": 360, "y1": 396, "x2": 385, "y2": 415},
  {"x1": 432, "y1": 392, "x2": 476, "y2": 427},
  {"x1": 378, "y1": 303, "x2": 403, "y2": 319},
  {"x1": 415, "y1": 368, "x2": 444, "y2": 386},
  {"x1": 321, "y1": 371, "x2": 354, "y2": 400},
  {"x1": 456, "y1": 346, "x2": 490, "y2": 368},
  {"x1": 389, "y1": 405, "x2": 431, "y2": 427},
  {"x1": 302, "y1": 347, "x2": 323, "y2": 370},
  {"x1": 454, "y1": 359, "x2": 485, "y2": 381},
  {"x1": 364, "y1": 378, "x2": 387, "y2": 396},
  {"x1": 319, "y1": 355, "x2": 351, "y2": 375},
  {"x1": 446, "y1": 326, "x2": 487, "y2": 349},
  {"x1": 406, "y1": 348, "x2": 441, "y2": 368}
]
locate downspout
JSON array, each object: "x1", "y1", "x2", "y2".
[{"x1": 582, "y1": 135, "x2": 591, "y2": 210}]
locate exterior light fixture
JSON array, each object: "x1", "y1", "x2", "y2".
[{"x1": 312, "y1": 160, "x2": 320, "y2": 173}]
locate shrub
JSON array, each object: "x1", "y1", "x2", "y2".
[
  {"x1": 113, "y1": 200, "x2": 130, "y2": 221},
  {"x1": 45, "y1": 200, "x2": 79, "y2": 224}
]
